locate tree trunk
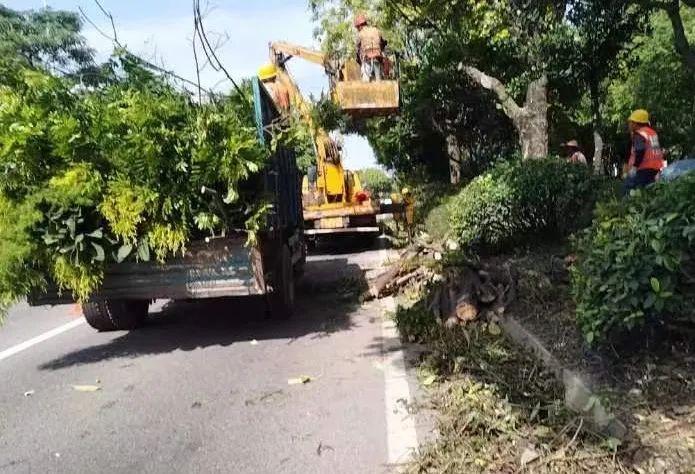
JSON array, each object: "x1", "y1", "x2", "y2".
[
  {"x1": 461, "y1": 65, "x2": 548, "y2": 159},
  {"x1": 664, "y1": 0, "x2": 695, "y2": 74},
  {"x1": 589, "y1": 77, "x2": 605, "y2": 175},
  {"x1": 516, "y1": 75, "x2": 549, "y2": 159},
  {"x1": 445, "y1": 134, "x2": 463, "y2": 185},
  {"x1": 593, "y1": 130, "x2": 604, "y2": 175}
]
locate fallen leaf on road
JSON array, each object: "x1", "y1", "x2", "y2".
[
  {"x1": 288, "y1": 376, "x2": 313, "y2": 385},
  {"x1": 422, "y1": 375, "x2": 437, "y2": 387},
  {"x1": 250, "y1": 339, "x2": 259, "y2": 346},
  {"x1": 72, "y1": 385, "x2": 101, "y2": 392},
  {"x1": 23, "y1": 390, "x2": 35, "y2": 397}
]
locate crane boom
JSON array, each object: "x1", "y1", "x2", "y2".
[
  {"x1": 267, "y1": 43, "x2": 344, "y2": 202},
  {"x1": 270, "y1": 41, "x2": 328, "y2": 69}
]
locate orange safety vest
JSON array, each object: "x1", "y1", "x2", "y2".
[
  {"x1": 358, "y1": 26, "x2": 383, "y2": 60},
  {"x1": 628, "y1": 126, "x2": 665, "y2": 171}
]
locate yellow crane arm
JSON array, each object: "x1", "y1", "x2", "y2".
[
  {"x1": 269, "y1": 41, "x2": 328, "y2": 69},
  {"x1": 266, "y1": 49, "x2": 343, "y2": 199}
]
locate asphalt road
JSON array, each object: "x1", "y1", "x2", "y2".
[{"x1": 0, "y1": 246, "x2": 414, "y2": 474}]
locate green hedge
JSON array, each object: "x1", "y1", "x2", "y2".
[
  {"x1": 571, "y1": 175, "x2": 695, "y2": 345},
  {"x1": 448, "y1": 159, "x2": 611, "y2": 251}
]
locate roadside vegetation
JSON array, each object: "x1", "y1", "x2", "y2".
[
  {"x1": 1, "y1": 1, "x2": 695, "y2": 472},
  {"x1": 305, "y1": 2, "x2": 695, "y2": 470}
]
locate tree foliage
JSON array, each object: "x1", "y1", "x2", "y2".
[
  {"x1": 0, "y1": 52, "x2": 271, "y2": 310},
  {"x1": 605, "y1": 8, "x2": 695, "y2": 159},
  {"x1": 356, "y1": 168, "x2": 392, "y2": 196},
  {"x1": 447, "y1": 159, "x2": 613, "y2": 252},
  {"x1": 0, "y1": 6, "x2": 93, "y2": 71},
  {"x1": 572, "y1": 175, "x2": 695, "y2": 345}
]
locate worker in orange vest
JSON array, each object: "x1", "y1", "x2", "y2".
[
  {"x1": 258, "y1": 64, "x2": 291, "y2": 111},
  {"x1": 622, "y1": 109, "x2": 666, "y2": 195},
  {"x1": 354, "y1": 14, "x2": 388, "y2": 82}
]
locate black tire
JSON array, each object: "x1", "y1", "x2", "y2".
[
  {"x1": 294, "y1": 243, "x2": 307, "y2": 278},
  {"x1": 82, "y1": 299, "x2": 149, "y2": 331},
  {"x1": 268, "y1": 245, "x2": 295, "y2": 319}
]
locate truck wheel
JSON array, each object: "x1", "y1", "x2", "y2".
[
  {"x1": 81, "y1": 299, "x2": 149, "y2": 331},
  {"x1": 269, "y1": 245, "x2": 295, "y2": 319},
  {"x1": 294, "y1": 243, "x2": 307, "y2": 278}
]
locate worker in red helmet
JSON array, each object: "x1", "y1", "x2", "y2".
[{"x1": 354, "y1": 13, "x2": 388, "y2": 82}]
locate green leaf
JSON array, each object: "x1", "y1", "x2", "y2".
[
  {"x1": 87, "y1": 229, "x2": 103, "y2": 239},
  {"x1": 66, "y1": 215, "x2": 76, "y2": 236},
  {"x1": 137, "y1": 238, "x2": 150, "y2": 262},
  {"x1": 650, "y1": 277, "x2": 661, "y2": 293},
  {"x1": 116, "y1": 244, "x2": 133, "y2": 263},
  {"x1": 91, "y1": 242, "x2": 105, "y2": 262},
  {"x1": 586, "y1": 331, "x2": 595, "y2": 344}
]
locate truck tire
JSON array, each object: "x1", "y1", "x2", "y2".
[
  {"x1": 294, "y1": 242, "x2": 307, "y2": 278},
  {"x1": 269, "y1": 245, "x2": 295, "y2": 319},
  {"x1": 81, "y1": 299, "x2": 149, "y2": 331}
]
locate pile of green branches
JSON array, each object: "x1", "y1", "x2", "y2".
[{"x1": 0, "y1": 54, "x2": 272, "y2": 311}]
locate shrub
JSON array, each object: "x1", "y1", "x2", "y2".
[
  {"x1": 571, "y1": 175, "x2": 695, "y2": 345},
  {"x1": 357, "y1": 168, "x2": 393, "y2": 197},
  {"x1": 448, "y1": 159, "x2": 611, "y2": 251}
]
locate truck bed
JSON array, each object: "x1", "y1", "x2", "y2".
[{"x1": 31, "y1": 237, "x2": 264, "y2": 305}]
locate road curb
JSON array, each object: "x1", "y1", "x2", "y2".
[{"x1": 498, "y1": 315, "x2": 627, "y2": 439}]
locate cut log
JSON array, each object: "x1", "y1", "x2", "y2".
[
  {"x1": 453, "y1": 268, "x2": 480, "y2": 323},
  {"x1": 456, "y1": 297, "x2": 479, "y2": 323},
  {"x1": 393, "y1": 269, "x2": 424, "y2": 288},
  {"x1": 367, "y1": 247, "x2": 420, "y2": 299}
]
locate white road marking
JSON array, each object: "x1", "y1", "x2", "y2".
[
  {"x1": 0, "y1": 318, "x2": 85, "y2": 363},
  {"x1": 381, "y1": 296, "x2": 419, "y2": 465}
]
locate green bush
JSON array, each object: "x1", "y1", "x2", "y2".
[
  {"x1": 571, "y1": 175, "x2": 695, "y2": 345},
  {"x1": 448, "y1": 159, "x2": 611, "y2": 251},
  {"x1": 357, "y1": 168, "x2": 393, "y2": 197}
]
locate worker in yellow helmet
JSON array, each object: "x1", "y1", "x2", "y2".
[
  {"x1": 354, "y1": 13, "x2": 388, "y2": 82},
  {"x1": 258, "y1": 64, "x2": 290, "y2": 111},
  {"x1": 622, "y1": 109, "x2": 666, "y2": 195}
]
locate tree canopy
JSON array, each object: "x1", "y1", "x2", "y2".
[
  {"x1": 0, "y1": 6, "x2": 93, "y2": 72},
  {"x1": 311, "y1": 0, "x2": 694, "y2": 181}
]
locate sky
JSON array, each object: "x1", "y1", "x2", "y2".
[{"x1": 4, "y1": 0, "x2": 379, "y2": 170}]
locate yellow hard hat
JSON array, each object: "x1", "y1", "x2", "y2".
[
  {"x1": 628, "y1": 109, "x2": 650, "y2": 125},
  {"x1": 258, "y1": 64, "x2": 278, "y2": 81}
]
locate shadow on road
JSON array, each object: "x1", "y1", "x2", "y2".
[{"x1": 39, "y1": 259, "x2": 369, "y2": 371}]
